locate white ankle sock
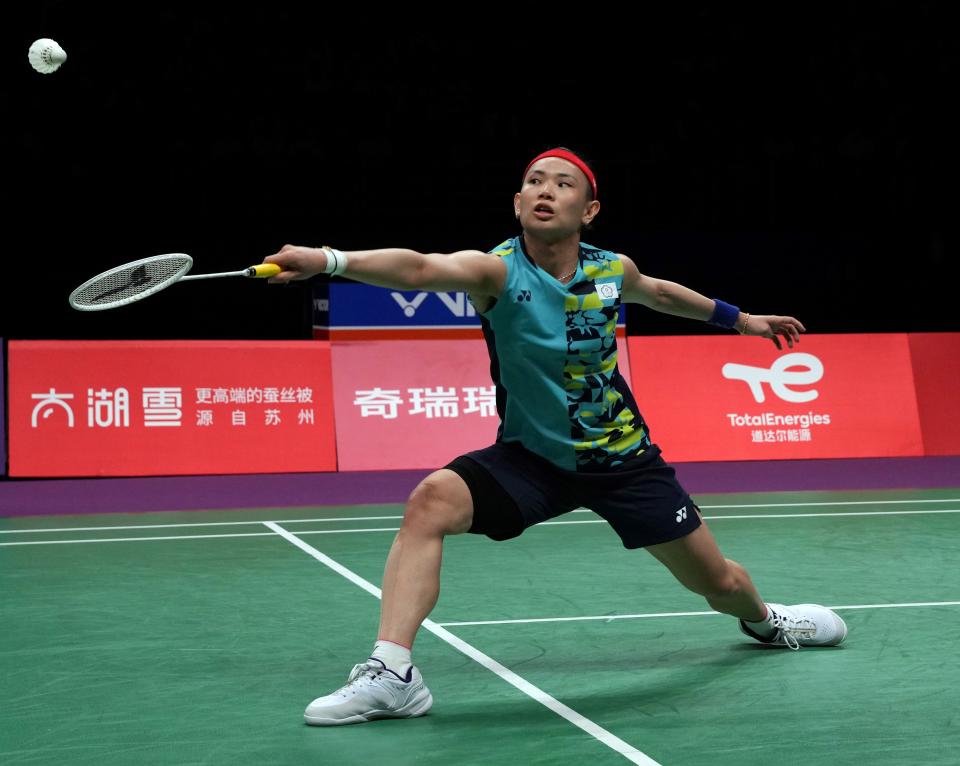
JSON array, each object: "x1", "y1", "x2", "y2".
[
  {"x1": 743, "y1": 604, "x2": 778, "y2": 638},
  {"x1": 371, "y1": 640, "x2": 412, "y2": 676}
]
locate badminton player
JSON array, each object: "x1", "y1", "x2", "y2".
[{"x1": 264, "y1": 147, "x2": 847, "y2": 726}]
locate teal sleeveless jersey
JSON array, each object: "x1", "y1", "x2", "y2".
[{"x1": 478, "y1": 236, "x2": 650, "y2": 472}]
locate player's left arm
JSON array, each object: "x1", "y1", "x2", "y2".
[{"x1": 618, "y1": 254, "x2": 806, "y2": 350}]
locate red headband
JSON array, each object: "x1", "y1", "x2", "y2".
[{"x1": 523, "y1": 148, "x2": 597, "y2": 199}]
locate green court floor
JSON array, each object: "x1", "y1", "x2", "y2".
[{"x1": 2, "y1": 488, "x2": 959, "y2": 765}]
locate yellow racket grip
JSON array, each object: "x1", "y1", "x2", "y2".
[{"x1": 246, "y1": 263, "x2": 282, "y2": 278}]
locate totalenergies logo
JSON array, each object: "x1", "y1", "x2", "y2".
[{"x1": 722, "y1": 353, "x2": 824, "y2": 403}]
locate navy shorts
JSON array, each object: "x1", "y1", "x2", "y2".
[{"x1": 444, "y1": 441, "x2": 701, "y2": 549}]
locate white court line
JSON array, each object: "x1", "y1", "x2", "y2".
[
  {"x1": 437, "y1": 601, "x2": 960, "y2": 627},
  {"x1": 0, "y1": 528, "x2": 403, "y2": 546},
  {"x1": 698, "y1": 509, "x2": 960, "y2": 520},
  {"x1": 540, "y1": 509, "x2": 960, "y2": 525},
  {"x1": 262, "y1": 521, "x2": 661, "y2": 766},
  {"x1": 3, "y1": 509, "x2": 960, "y2": 546},
  {"x1": 3, "y1": 497, "x2": 959, "y2": 536},
  {"x1": 0, "y1": 532, "x2": 280, "y2": 546},
  {"x1": 699, "y1": 498, "x2": 960, "y2": 509},
  {"x1": 0, "y1": 516, "x2": 404, "y2": 535}
]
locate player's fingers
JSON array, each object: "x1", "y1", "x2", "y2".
[
  {"x1": 770, "y1": 332, "x2": 782, "y2": 350},
  {"x1": 264, "y1": 252, "x2": 286, "y2": 267},
  {"x1": 267, "y1": 269, "x2": 299, "y2": 285}
]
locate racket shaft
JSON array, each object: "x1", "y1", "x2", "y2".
[
  {"x1": 180, "y1": 264, "x2": 281, "y2": 281},
  {"x1": 180, "y1": 270, "x2": 248, "y2": 281}
]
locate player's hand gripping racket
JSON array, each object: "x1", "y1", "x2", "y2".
[{"x1": 68, "y1": 254, "x2": 281, "y2": 311}]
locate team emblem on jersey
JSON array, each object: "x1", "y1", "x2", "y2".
[{"x1": 595, "y1": 282, "x2": 618, "y2": 301}]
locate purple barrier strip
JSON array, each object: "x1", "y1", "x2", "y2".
[
  {"x1": 673, "y1": 456, "x2": 960, "y2": 495},
  {"x1": 1, "y1": 457, "x2": 959, "y2": 518},
  {"x1": 0, "y1": 470, "x2": 429, "y2": 517}
]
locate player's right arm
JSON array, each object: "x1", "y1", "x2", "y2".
[{"x1": 264, "y1": 245, "x2": 505, "y2": 300}]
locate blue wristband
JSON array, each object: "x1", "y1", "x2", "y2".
[{"x1": 708, "y1": 299, "x2": 740, "y2": 329}]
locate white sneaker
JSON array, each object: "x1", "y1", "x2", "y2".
[
  {"x1": 739, "y1": 603, "x2": 848, "y2": 650},
  {"x1": 304, "y1": 658, "x2": 433, "y2": 726}
]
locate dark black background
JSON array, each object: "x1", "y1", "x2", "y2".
[{"x1": 4, "y1": 3, "x2": 956, "y2": 340}]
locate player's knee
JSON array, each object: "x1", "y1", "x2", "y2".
[
  {"x1": 702, "y1": 575, "x2": 740, "y2": 600},
  {"x1": 402, "y1": 474, "x2": 471, "y2": 536},
  {"x1": 699, "y1": 562, "x2": 742, "y2": 600}
]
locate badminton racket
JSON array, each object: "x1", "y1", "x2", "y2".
[{"x1": 68, "y1": 254, "x2": 281, "y2": 311}]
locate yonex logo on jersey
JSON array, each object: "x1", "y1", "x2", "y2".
[
  {"x1": 676, "y1": 506, "x2": 687, "y2": 523},
  {"x1": 516, "y1": 290, "x2": 532, "y2": 303},
  {"x1": 722, "y1": 353, "x2": 823, "y2": 404},
  {"x1": 595, "y1": 283, "x2": 618, "y2": 301}
]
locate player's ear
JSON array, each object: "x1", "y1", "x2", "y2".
[{"x1": 582, "y1": 199, "x2": 600, "y2": 225}]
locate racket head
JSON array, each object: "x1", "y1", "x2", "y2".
[{"x1": 68, "y1": 254, "x2": 193, "y2": 311}]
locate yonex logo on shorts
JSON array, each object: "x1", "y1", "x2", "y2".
[
  {"x1": 722, "y1": 353, "x2": 824, "y2": 404},
  {"x1": 676, "y1": 506, "x2": 687, "y2": 523}
]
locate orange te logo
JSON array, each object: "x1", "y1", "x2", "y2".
[{"x1": 721, "y1": 353, "x2": 824, "y2": 403}]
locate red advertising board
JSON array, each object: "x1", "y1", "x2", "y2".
[
  {"x1": 627, "y1": 334, "x2": 924, "y2": 461},
  {"x1": 908, "y1": 333, "x2": 960, "y2": 456},
  {"x1": 7, "y1": 341, "x2": 337, "y2": 477},
  {"x1": 331, "y1": 340, "x2": 498, "y2": 470}
]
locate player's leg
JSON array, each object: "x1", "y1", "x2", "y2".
[
  {"x1": 304, "y1": 469, "x2": 473, "y2": 726},
  {"x1": 303, "y1": 442, "x2": 573, "y2": 725},
  {"x1": 645, "y1": 515, "x2": 766, "y2": 620},
  {"x1": 585, "y1": 448, "x2": 846, "y2": 649},
  {"x1": 647, "y1": 510, "x2": 847, "y2": 649},
  {"x1": 378, "y1": 469, "x2": 474, "y2": 648}
]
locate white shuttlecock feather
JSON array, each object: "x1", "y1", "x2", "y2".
[{"x1": 28, "y1": 38, "x2": 67, "y2": 74}]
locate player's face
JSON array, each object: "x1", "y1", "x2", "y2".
[{"x1": 514, "y1": 157, "x2": 600, "y2": 242}]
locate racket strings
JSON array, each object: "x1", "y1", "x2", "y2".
[{"x1": 71, "y1": 255, "x2": 192, "y2": 309}]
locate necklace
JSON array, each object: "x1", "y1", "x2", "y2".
[{"x1": 555, "y1": 267, "x2": 578, "y2": 283}]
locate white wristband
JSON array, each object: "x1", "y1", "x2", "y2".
[{"x1": 321, "y1": 246, "x2": 348, "y2": 276}]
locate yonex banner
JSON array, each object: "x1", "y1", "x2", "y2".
[
  {"x1": 908, "y1": 333, "x2": 960, "y2": 456},
  {"x1": 330, "y1": 340, "x2": 498, "y2": 470},
  {"x1": 313, "y1": 282, "x2": 626, "y2": 339},
  {"x1": 627, "y1": 334, "x2": 924, "y2": 461},
  {"x1": 7, "y1": 341, "x2": 337, "y2": 477}
]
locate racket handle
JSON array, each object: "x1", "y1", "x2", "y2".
[{"x1": 246, "y1": 263, "x2": 282, "y2": 278}]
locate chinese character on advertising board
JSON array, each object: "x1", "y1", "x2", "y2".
[
  {"x1": 144, "y1": 387, "x2": 183, "y2": 427},
  {"x1": 88, "y1": 387, "x2": 130, "y2": 428},
  {"x1": 31, "y1": 389, "x2": 75, "y2": 428},
  {"x1": 353, "y1": 386, "x2": 496, "y2": 419},
  {"x1": 354, "y1": 388, "x2": 404, "y2": 419}
]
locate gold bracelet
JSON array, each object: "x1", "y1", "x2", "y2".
[{"x1": 738, "y1": 313, "x2": 751, "y2": 334}]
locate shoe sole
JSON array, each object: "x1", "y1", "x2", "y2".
[{"x1": 304, "y1": 691, "x2": 433, "y2": 726}]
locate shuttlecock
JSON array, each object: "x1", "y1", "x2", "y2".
[{"x1": 28, "y1": 38, "x2": 67, "y2": 74}]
